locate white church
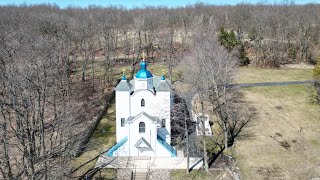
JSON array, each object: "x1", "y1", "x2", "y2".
[{"x1": 107, "y1": 59, "x2": 176, "y2": 157}]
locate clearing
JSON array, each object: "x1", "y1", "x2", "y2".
[{"x1": 235, "y1": 67, "x2": 320, "y2": 179}]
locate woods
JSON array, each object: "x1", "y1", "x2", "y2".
[{"x1": 0, "y1": 3, "x2": 320, "y2": 179}]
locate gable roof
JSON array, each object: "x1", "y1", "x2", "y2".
[
  {"x1": 134, "y1": 137, "x2": 153, "y2": 152},
  {"x1": 135, "y1": 137, "x2": 151, "y2": 149},
  {"x1": 126, "y1": 111, "x2": 160, "y2": 124}
]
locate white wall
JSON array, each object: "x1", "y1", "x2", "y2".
[
  {"x1": 134, "y1": 78, "x2": 153, "y2": 91},
  {"x1": 115, "y1": 91, "x2": 130, "y2": 142}
]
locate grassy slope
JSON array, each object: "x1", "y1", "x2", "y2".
[
  {"x1": 235, "y1": 67, "x2": 320, "y2": 179},
  {"x1": 70, "y1": 101, "x2": 117, "y2": 178}
]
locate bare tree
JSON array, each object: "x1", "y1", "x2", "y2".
[{"x1": 181, "y1": 22, "x2": 253, "y2": 170}]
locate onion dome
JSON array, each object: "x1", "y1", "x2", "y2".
[{"x1": 135, "y1": 60, "x2": 153, "y2": 79}]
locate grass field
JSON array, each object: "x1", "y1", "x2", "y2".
[
  {"x1": 171, "y1": 169, "x2": 233, "y2": 180},
  {"x1": 237, "y1": 67, "x2": 313, "y2": 83},
  {"x1": 234, "y1": 67, "x2": 320, "y2": 179}
]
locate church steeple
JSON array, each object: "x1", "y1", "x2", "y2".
[
  {"x1": 134, "y1": 51, "x2": 153, "y2": 90},
  {"x1": 135, "y1": 51, "x2": 153, "y2": 79}
]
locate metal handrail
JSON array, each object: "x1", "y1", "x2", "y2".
[
  {"x1": 157, "y1": 135, "x2": 177, "y2": 157},
  {"x1": 107, "y1": 136, "x2": 128, "y2": 157}
]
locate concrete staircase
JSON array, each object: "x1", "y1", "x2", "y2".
[
  {"x1": 133, "y1": 168, "x2": 149, "y2": 180},
  {"x1": 126, "y1": 157, "x2": 151, "y2": 180}
]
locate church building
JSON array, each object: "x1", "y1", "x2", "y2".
[{"x1": 107, "y1": 59, "x2": 177, "y2": 157}]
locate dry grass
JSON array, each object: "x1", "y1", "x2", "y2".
[
  {"x1": 171, "y1": 169, "x2": 233, "y2": 180},
  {"x1": 235, "y1": 85, "x2": 320, "y2": 179},
  {"x1": 237, "y1": 67, "x2": 313, "y2": 83}
]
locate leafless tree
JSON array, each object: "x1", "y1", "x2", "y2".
[{"x1": 181, "y1": 23, "x2": 253, "y2": 169}]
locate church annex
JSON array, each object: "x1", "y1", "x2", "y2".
[{"x1": 107, "y1": 59, "x2": 176, "y2": 157}]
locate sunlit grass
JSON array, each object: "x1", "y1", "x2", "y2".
[
  {"x1": 171, "y1": 169, "x2": 230, "y2": 180},
  {"x1": 70, "y1": 101, "x2": 116, "y2": 177},
  {"x1": 237, "y1": 66, "x2": 313, "y2": 83}
]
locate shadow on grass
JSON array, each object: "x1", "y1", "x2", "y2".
[{"x1": 93, "y1": 119, "x2": 115, "y2": 139}]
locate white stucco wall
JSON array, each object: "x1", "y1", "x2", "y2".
[{"x1": 115, "y1": 91, "x2": 130, "y2": 142}]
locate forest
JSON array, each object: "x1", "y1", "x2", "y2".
[{"x1": 0, "y1": 3, "x2": 320, "y2": 179}]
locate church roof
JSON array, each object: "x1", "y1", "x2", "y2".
[
  {"x1": 126, "y1": 111, "x2": 161, "y2": 124},
  {"x1": 155, "y1": 79, "x2": 171, "y2": 92},
  {"x1": 135, "y1": 61, "x2": 153, "y2": 79},
  {"x1": 115, "y1": 79, "x2": 133, "y2": 91},
  {"x1": 115, "y1": 59, "x2": 170, "y2": 92}
]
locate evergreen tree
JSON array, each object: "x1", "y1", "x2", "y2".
[{"x1": 218, "y1": 28, "x2": 250, "y2": 66}]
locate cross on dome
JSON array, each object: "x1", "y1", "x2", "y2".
[{"x1": 135, "y1": 51, "x2": 153, "y2": 79}]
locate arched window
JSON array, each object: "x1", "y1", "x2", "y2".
[
  {"x1": 141, "y1": 99, "x2": 145, "y2": 107},
  {"x1": 139, "y1": 122, "x2": 145, "y2": 133}
]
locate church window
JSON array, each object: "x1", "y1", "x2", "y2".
[
  {"x1": 162, "y1": 119, "x2": 166, "y2": 128},
  {"x1": 141, "y1": 99, "x2": 145, "y2": 107},
  {"x1": 121, "y1": 118, "x2": 125, "y2": 127},
  {"x1": 139, "y1": 122, "x2": 145, "y2": 133}
]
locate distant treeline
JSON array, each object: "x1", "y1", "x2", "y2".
[{"x1": 1, "y1": 3, "x2": 320, "y2": 66}]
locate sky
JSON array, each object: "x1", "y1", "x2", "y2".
[{"x1": 0, "y1": 0, "x2": 319, "y2": 9}]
